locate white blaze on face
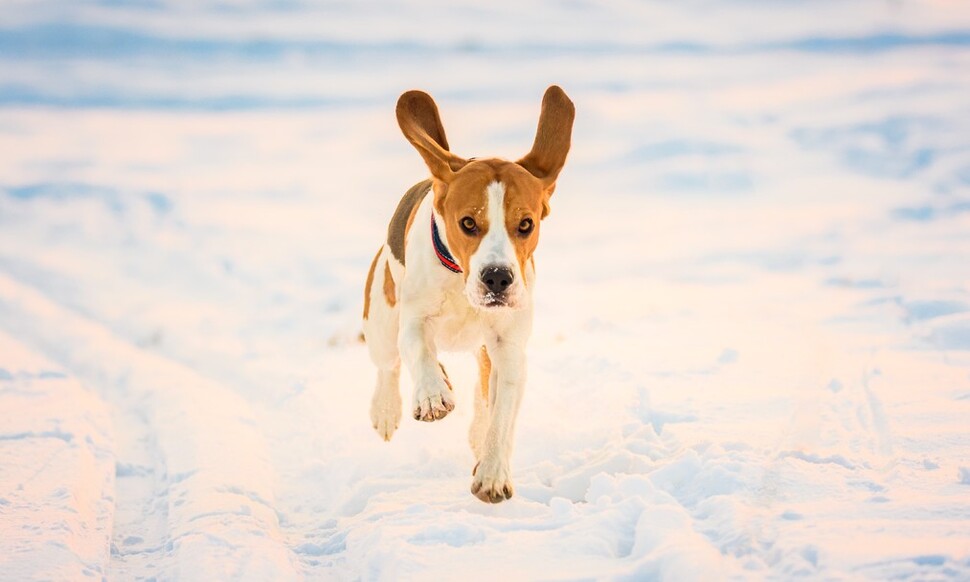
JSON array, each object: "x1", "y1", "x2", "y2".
[{"x1": 466, "y1": 181, "x2": 524, "y2": 308}]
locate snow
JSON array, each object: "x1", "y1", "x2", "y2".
[
  {"x1": 0, "y1": 333, "x2": 114, "y2": 579},
  {"x1": 1, "y1": 0, "x2": 969, "y2": 580}
]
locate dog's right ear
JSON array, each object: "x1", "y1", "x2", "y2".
[{"x1": 397, "y1": 91, "x2": 467, "y2": 182}]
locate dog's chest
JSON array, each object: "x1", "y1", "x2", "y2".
[{"x1": 432, "y1": 287, "x2": 488, "y2": 352}]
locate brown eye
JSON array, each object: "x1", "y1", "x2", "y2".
[
  {"x1": 460, "y1": 216, "x2": 477, "y2": 234},
  {"x1": 518, "y1": 217, "x2": 534, "y2": 235}
]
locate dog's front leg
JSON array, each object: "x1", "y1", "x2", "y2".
[
  {"x1": 399, "y1": 310, "x2": 455, "y2": 422},
  {"x1": 471, "y1": 335, "x2": 527, "y2": 503}
]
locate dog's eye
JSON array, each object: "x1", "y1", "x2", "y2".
[
  {"x1": 460, "y1": 216, "x2": 477, "y2": 234},
  {"x1": 518, "y1": 217, "x2": 534, "y2": 235}
]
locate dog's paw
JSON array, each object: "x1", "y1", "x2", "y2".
[
  {"x1": 370, "y1": 386, "x2": 402, "y2": 442},
  {"x1": 412, "y1": 374, "x2": 454, "y2": 422},
  {"x1": 470, "y1": 459, "x2": 513, "y2": 503},
  {"x1": 371, "y1": 408, "x2": 400, "y2": 441}
]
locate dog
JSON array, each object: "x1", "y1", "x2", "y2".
[{"x1": 362, "y1": 85, "x2": 574, "y2": 503}]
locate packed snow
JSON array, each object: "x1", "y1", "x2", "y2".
[{"x1": 1, "y1": 0, "x2": 969, "y2": 579}]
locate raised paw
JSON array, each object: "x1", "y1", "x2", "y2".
[
  {"x1": 412, "y1": 374, "x2": 455, "y2": 422},
  {"x1": 470, "y1": 459, "x2": 513, "y2": 503}
]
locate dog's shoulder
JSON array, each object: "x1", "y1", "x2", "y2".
[{"x1": 387, "y1": 179, "x2": 432, "y2": 266}]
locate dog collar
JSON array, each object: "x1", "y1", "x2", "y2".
[{"x1": 431, "y1": 213, "x2": 462, "y2": 273}]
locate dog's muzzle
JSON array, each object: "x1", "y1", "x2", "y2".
[{"x1": 479, "y1": 265, "x2": 514, "y2": 307}]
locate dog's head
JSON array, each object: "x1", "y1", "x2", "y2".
[{"x1": 396, "y1": 86, "x2": 575, "y2": 310}]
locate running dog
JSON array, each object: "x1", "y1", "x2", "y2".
[{"x1": 362, "y1": 86, "x2": 574, "y2": 503}]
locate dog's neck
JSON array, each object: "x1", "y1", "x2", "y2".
[{"x1": 430, "y1": 212, "x2": 462, "y2": 274}]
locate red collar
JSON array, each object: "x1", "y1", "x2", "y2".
[{"x1": 431, "y1": 213, "x2": 462, "y2": 273}]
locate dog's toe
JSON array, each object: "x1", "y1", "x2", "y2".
[
  {"x1": 370, "y1": 390, "x2": 402, "y2": 442},
  {"x1": 413, "y1": 384, "x2": 455, "y2": 422},
  {"x1": 470, "y1": 461, "x2": 513, "y2": 504},
  {"x1": 373, "y1": 416, "x2": 398, "y2": 441}
]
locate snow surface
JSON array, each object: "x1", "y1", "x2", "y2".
[{"x1": 1, "y1": 0, "x2": 969, "y2": 580}]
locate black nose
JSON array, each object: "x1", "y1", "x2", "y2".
[{"x1": 480, "y1": 266, "x2": 514, "y2": 294}]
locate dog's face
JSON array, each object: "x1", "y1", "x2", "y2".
[
  {"x1": 397, "y1": 86, "x2": 575, "y2": 309},
  {"x1": 436, "y1": 160, "x2": 546, "y2": 309}
]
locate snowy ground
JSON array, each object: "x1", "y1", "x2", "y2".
[{"x1": 1, "y1": 0, "x2": 969, "y2": 580}]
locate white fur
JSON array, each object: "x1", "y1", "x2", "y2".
[
  {"x1": 465, "y1": 181, "x2": 526, "y2": 309},
  {"x1": 365, "y1": 181, "x2": 536, "y2": 502},
  {"x1": 363, "y1": 246, "x2": 402, "y2": 441}
]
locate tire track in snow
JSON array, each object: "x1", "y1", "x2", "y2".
[
  {"x1": 0, "y1": 272, "x2": 300, "y2": 581},
  {"x1": 109, "y1": 407, "x2": 174, "y2": 579},
  {"x1": 0, "y1": 333, "x2": 116, "y2": 580}
]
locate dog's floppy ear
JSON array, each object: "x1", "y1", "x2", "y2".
[
  {"x1": 517, "y1": 85, "x2": 575, "y2": 217},
  {"x1": 397, "y1": 90, "x2": 467, "y2": 182}
]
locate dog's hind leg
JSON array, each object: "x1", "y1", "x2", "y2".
[
  {"x1": 469, "y1": 346, "x2": 492, "y2": 463},
  {"x1": 363, "y1": 246, "x2": 402, "y2": 441}
]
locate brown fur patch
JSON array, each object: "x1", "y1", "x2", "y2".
[
  {"x1": 387, "y1": 180, "x2": 432, "y2": 265},
  {"x1": 517, "y1": 85, "x2": 575, "y2": 192},
  {"x1": 382, "y1": 261, "x2": 396, "y2": 307},
  {"x1": 404, "y1": 193, "x2": 422, "y2": 248},
  {"x1": 362, "y1": 247, "x2": 382, "y2": 319},
  {"x1": 477, "y1": 346, "x2": 491, "y2": 400},
  {"x1": 396, "y1": 91, "x2": 465, "y2": 180},
  {"x1": 439, "y1": 362, "x2": 453, "y2": 391}
]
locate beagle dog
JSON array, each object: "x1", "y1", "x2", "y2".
[{"x1": 362, "y1": 86, "x2": 574, "y2": 503}]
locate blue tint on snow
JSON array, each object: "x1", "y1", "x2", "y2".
[
  {"x1": 957, "y1": 166, "x2": 970, "y2": 185},
  {"x1": 764, "y1": 31, "x2": 970, "y2": 53},
  {"x1": 0, "y1": 85, "x2": 354, "y2": 111},
  {"x1": 657, "y1": 172, "x2": 753, "y2": 194},
  {"x1": 4, "y1": 182, "x2": 125, "y2": 213},
  {"x1": 145, "y1": 192, "x2": 173, "y2": 213},
  {"x1": 38, "y1": 371, "x2": 68, "y2": 379},
  {"x1": 717, "y1": 348, "x2": 739, "y2": 365},
  {"x1": 2, "y1": 22, "x2": 968, "y2": 110},
  {"x1": 891, "y1": 206, "x2": 936, "y2": 221},
  {"x1": 653, "y1": 41, "x2": 711, "y2": 54},
  {"x1": 625, "y1": 140, "x2": 743, "y2": 162},
  {"x1": 0, "y1": 23, "x2": 419, "y2": 60},
  {"x1": 4, "y1": 183, "x2": 176, "y2": 215},
  {"x1": 825, "y1": 277, "x2": 887, "y2": 289},
  {"x1": 912, "y1": 555, "x2": 947, "y2": 567},
  {"x1": 1, "y1": 23, "x2": 968, "y2": 61},
  {"x1": 703, "y1": 250, "x2": 839, "y2": 273},
  {"x1": 791, "y1": 117, "x2": 938, "y2": 180},
  {"x1": 903, "y1": 300, "x2": 968, "y2": 322},
  {"x1": 891, "y1": 201, "x2": 970, "y2": 222},
  {"x1": 0, "y1": 429, "x2": 74, "y2": 442},
  {"x1": 843, "y1": 146, "x2": 934, "y2": 178},
  {"x1": 6, "y1": 182, "x2": 117, "y2": 201},
  {"x1": 928, "y1": 322, "x2": 970, "y2": 350}
]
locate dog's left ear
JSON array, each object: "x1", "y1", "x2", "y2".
[
  {"x1": 517, "y1": 85, "x2": 575, "y2": 218},
  {"x1": 397, "y1": 90, "x2": 467, "y2": 183}
]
